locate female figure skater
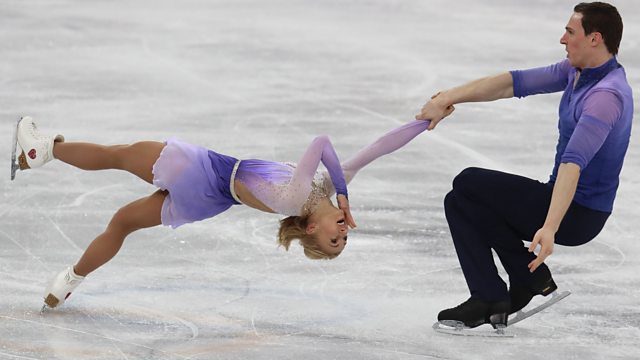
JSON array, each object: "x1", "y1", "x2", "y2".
[{"x1": 12, "y1": 114, "x2": 444, "y2": 309}]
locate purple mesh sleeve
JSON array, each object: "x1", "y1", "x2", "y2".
[
  {"x1": 339, "y1": 120, "x2": 430, "y2": 185},
  {"x1": 510, "y1": 59, "x2": 572, "y2": 98},
  {"x1": 293, "y1": 135, "x2": 348, "y2": 197},
  {"x1": 561, "y1": 91, "x2": 623, "y2": 169}
]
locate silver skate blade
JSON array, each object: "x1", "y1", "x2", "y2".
[
  {"x1": 10, "y1": 117, "x2": 21, "y2": 181},
  {"x1": 40, "y1": 304, "x2": 48, "y2": 315},
  {"x1": 432, "y1": 321, "x2": 514, "y2": 338},
  {"x1": 508, "y1": 290, "x2": 571, "y2": 326}
]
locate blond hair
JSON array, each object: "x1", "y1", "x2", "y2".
[{"x1": 277, "y1": 216, "x2": 340, "y2": 260}]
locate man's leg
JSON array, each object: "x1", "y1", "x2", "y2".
[
  {"x1": 449, "y1": 168, "x2": 552, "y2": 292},
  {"x1": 439, "y1": 167, "x2": 559, "y2": 327},
  {"x1": 445, "y1": 168, "x2": 553, "y2": 299},
  {"x1": 444, "y1": 190, "x2": 510, "y2": 302},
  {"x1": 447, "y1": 167, "x2": 610, "y2": 314}
]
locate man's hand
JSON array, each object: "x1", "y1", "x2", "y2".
[
  {"x1": 415, "y1": 91, "x2": 455, "y2": 130},
  {"x1": 337, "y1": 194, "x2": 356, "y2": 229},
  {"x1": 528, "y1": 227, "x2": 556, "y2": 272}
]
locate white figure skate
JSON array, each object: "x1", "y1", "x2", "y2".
[
  {"x1": 11, "y1": 116, "x2": 64, "y2": 180},
  {"x1": 43, "y1": 266, "x2": 84, "y2": 309}
]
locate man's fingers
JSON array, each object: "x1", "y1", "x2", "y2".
[
  {"x1": 529, "y1": 248, "x2": 552, "y2": 272},
  {"x1": 444, "y1": 105, "x2": 455, "y2": 116},
  {"x1": 529, "y1": 253, "x2": 546, "y2": 272},
  {"x1": 528, "y1": 258, "x2": 541, "y2": 272}
]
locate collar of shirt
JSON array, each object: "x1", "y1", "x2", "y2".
[{"x1": 574, "y1": 57, "x2": 620, "y2": 91}]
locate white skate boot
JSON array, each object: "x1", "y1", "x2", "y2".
[
  {"x1": 11, "y1": 116, "x2": 64, "y2": 180},
  {"x1": 43, "y1": 266, "x2": 84, "y2": 309}
]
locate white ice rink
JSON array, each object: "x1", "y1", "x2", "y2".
[{"x1": 1, "y1": 0, "x2": 639, "y2": 359}]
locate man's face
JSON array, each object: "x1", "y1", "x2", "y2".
[{"x1": 560, "y1": 12, "x2": 592, "y2": 69}]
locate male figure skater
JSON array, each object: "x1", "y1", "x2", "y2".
[{"x1": 416, "y1": 2, "x2": 633, "y2": 329}]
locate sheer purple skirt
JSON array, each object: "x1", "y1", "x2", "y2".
[{"x1": 152, "y1": 138, "x2": 240, "y2": 228}]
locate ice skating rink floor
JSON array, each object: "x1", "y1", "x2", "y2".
[{"x1": 1, "y1": 1, "x2": 639, "y2": 359}]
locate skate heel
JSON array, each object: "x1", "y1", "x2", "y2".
[
  {"x1": 539, "y1": 278, "x2": 558, "y2": 296},
  {"x1": 44, "y1": 293, "x2": 60, "y2": 308},
  {"x1": 18, "y1": 151, "x2": 30, "y2": 170},
  {"x1": 43, "y1": 266, "x2": 84, "y2": 309},
  {"x1": 489, "y1": 312, "x2": 508, "y2": 329}
]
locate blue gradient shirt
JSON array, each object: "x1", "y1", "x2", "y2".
[{"x1": 511, "y1": 58, "x2": 633, "y2": 212}]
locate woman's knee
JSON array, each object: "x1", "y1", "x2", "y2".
[
  {"x1": 108, "y1": 205, "x2": 140, "y2": 235},
  {"x1": 107, "y1": 144, "x2": 130, "y2": 170}
]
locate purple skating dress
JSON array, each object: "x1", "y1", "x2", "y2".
[{"x1": 152, "y1": 121, "x2": 430, "y2": 228}]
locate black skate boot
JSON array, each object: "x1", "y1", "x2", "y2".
[
  {"x1": 438, "y1": 297, "x2": 511, "y2": 329},
  {"x1": 509, "y1": 265, "x2": 558, "y2": 314}
]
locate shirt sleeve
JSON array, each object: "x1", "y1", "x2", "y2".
[
  {"x1": 510, "y1": 59, "x2": 572, "y2": 98},
  {"x1": 561, "y1": 90, "x2": 623, "y2": 169},
  {"x1": 337, "y1": 120, "x2": 429, "y2": 185}
]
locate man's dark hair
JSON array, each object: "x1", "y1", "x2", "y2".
[{"x1": 574, "y1": 2, "x2": 623, "y2": 55}]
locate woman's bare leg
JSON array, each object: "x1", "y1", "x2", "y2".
[
  {"x1": 73, "y1": 190, "x2": 167, "y2": 276},
  {"x1": 53, "y1": 141, "x2": 165, "y2": 184}
]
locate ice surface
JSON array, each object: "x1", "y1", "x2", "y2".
[{"x1": 1, "y1": 0, "x2": 639, "y2": 359}]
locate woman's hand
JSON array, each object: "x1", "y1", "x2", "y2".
[
  {"x1": 337, "y1": 194, "x2": 357, "y2": 229},
  {"x1": 528, "y1": 227, "x2": 555, "y2": 272}
]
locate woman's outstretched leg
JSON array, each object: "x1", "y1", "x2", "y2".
[
  {"x1": 44, "y1": 190, "x2": 167, "y2": 308},
  {"x1": 15, "y1": 117, "x2": 162, "y2": 184},
  {"x1": 74, "y1": 189, "x2": 167, "y2": 275},
  {"x1": 16, "y1": 116, "x2": 164, "y2": 183},
  {"x1": 53, "y1": 141, "x2": 165, "y2": 184}
]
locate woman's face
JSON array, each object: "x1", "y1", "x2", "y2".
[{"x1": 308, "y1": 207, "x2": 349, "y2": 256}]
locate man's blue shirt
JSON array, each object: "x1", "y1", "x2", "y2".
[{"x1": 510, "y1": 57, "x2": 633, "y2": 212}]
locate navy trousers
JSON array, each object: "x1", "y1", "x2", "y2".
[{"x1": 444, "y1": 167, "x2": 610, "y2": 302}]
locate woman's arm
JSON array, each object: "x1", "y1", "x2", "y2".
[
  {"x1": 291, "y1": 135, "x2": 347, "y2": 198},
  {"x1": 339, "y1": 120, "x2": 430, "y2": 184},
  {"x1": 290, "y1": 135, "x2": 354, "y2": 225}
]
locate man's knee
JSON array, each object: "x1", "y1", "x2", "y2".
[
  {"x1": 444, "y1": 189, "x2": 456, "y2": 209},
  {"x1": 452, "y1": 167, "x2": 485, "y2": 195}
]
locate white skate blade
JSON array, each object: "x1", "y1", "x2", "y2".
[
  {"x1": 10, "y1": 117, "x2": 21, "y2": 180},
  {"x1": 508, "y1": 290, "x2": 571, "y2": 326},
  {"x1": 432, "y1": 321, "x2": 514, "y2": 338}
]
